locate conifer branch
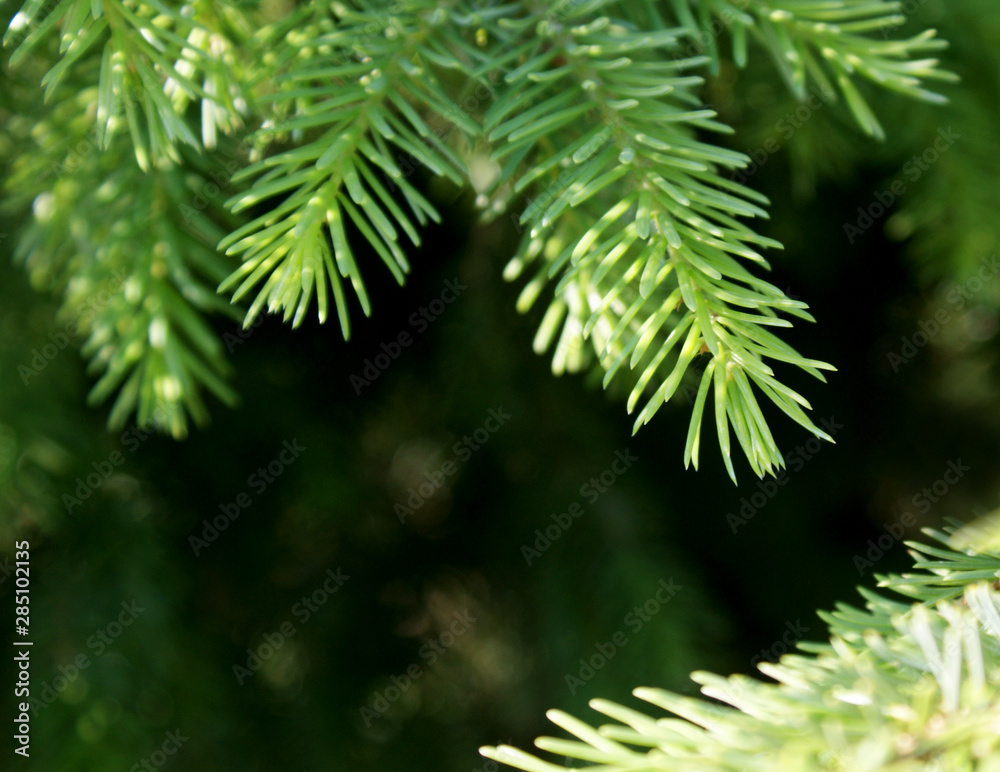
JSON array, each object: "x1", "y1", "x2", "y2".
[
  {"x1": 2, "y1": 0, "x2": 956, "y2": 462},
  {"x1": 5, "y1": 92, "x2": 240, "y2": 437},
  {"x1": 4, "y1": 0, "x2": 249, "y2": 169},
  {"x1": 487, "y1": 2, "x2": 835, "y2": 481},
  {"x1": 217, "y1": 0, "x2": 482, "y2": 336},
  {"x1": 481, "y1": 518, "x2": 1000, "y2": 771},
  {"x1": 670, "y1": 0, "x2": 957, "y2": 138}
]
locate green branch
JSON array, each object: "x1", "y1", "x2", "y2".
[{"x1": 481, "y1": 517, "x2": 1000, "y2": 771}]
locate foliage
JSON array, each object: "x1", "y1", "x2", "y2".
[
  {"x1": 5, "y1": 5, "x2": 1000, "y2": 771},
  {"x1": 481, "y1": 517, "x2": 1000, "y2": 771},
  {"x1": 2, "y1": 0, "x2": 954, "y2": 479}
]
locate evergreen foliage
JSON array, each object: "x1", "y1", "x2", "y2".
[
  {"x1": 6, "y1": 5, "x2": 1000, "y2": 770},
  {"x1": 481, "y1": 517, "x2": 1000, "y2": 771},
  {"x1": 2, "y1": 1, "x2": 953, "y2": 463}
]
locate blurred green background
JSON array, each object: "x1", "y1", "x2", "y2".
[{"x1": 3, "y1": 1, "x2": 1000, "y2": 769}]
